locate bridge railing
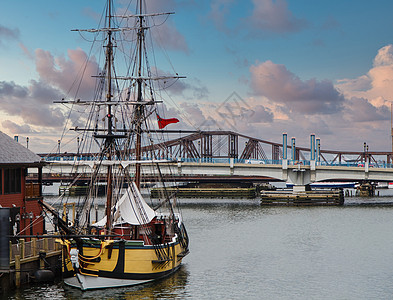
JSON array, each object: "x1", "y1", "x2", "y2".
[
  {"x1": 319, "y1": 161, "x2": 393, "y2": 168},
  {"x1": 41, "y1": 154, "x2": 393, "y2": 169}
]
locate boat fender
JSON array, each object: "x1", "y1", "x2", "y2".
[
  {"x1": 70, "y1": 248, "x2": 80, "y2": 269},
  {"x1": 33, "y1": 269, "x2": 55, "y2": 283}
]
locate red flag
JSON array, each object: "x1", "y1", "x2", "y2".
[{"x1": 156, "y1": 114, "x2": 179, "y2": 129}]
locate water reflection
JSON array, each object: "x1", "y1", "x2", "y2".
[
  {"x1": 9, "y1": 193, "x2": 393, "y2": 299},
  {"x1": 8, "y1": 266, "x2": 189, "y2": 300},
  {"x1": 64, "y1": 266, "x2": 189, "y2": 299}
]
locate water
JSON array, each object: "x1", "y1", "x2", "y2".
[{"x1": 7, "y1": 192, "x2": 393, "y2": 299}]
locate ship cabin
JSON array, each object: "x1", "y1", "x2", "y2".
[{"x1": 0, "y1": 131, "x2": 46, "y2": 241}]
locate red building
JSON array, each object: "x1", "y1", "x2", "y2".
[{"x1": 0, "y1": 132, "x2": 46, "y2": 239}]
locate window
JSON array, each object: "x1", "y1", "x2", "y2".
[{"x1": 4, "y1": 168, "x2": 21, "y2": 194}]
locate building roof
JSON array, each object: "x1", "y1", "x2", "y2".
[{"x1": 0, "y1": 131, "x2": 43, "y2": 165}]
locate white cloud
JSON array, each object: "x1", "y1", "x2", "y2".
[{"x1": 337, "y1": 45, "x2": 393, "y2": 107}]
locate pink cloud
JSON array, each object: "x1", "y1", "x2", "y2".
[
  {"x1": 18, "y1": 43, "x2": 34, "y2": 60},
  {"x1": 250, "y1": 60, "x2": 344, "y2": 114},
  {"x1": 248, "y1": 0, "x2": 307, "y2": 34},
  {"x1": 35, "y1": 48, "x2": 99, "y2": 98}
]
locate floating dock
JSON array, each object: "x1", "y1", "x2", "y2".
[
  {"x1": 260, "y1": 190, "x2": 344, "y2": 206},
  {"x1": 151, "y1": 187, "x2": 257, "y2": 199}
]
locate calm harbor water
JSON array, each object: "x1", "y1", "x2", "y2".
[{"x1": 7, "y1": 189, "x2": 393, "y2": 299}]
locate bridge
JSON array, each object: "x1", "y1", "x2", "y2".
[{"x1": 34, "y1": 130, "x2": 393, "y2": 189}]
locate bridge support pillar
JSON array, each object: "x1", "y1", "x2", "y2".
[
  {"x1": 286, "y1": 164, "x2": 312, "y2": 191},
  {"x1": 365, "y1": 161, "x2": 369, "y2": 178},
  {"x1": 282, "y1": 159, "x2": 288, "y2": 181},
  {"x1": 293, "y1": 185, "x2": 308, "y2": 192},
  {"x1": 310, "y1": 160, "x2": 316, "y2": 182}
]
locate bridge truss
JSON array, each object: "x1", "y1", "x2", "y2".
[{"x1": 42, "y1": 130, "x2": 393, "y2": 167}]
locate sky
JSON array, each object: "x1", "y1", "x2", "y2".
[{"x1": 1, "y1": 0, "x2": 393, "y2": 153}]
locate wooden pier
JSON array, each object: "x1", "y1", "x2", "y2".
[
  {"x1": 260, "y1": 190, "x2": 344, "y2": 206},
  {"x1": 0, "y1": 237, "x2": 62, "y2": 293}
]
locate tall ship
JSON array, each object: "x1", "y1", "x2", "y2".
[{"x1": 40, "y1": 0, "x2": 189, "y2": 290}]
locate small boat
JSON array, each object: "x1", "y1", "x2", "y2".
[{"x1": 41, "y1": 0, "x2": 189, "y2": 291}]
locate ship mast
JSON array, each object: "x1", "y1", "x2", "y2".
[
  {"x1": 134, "y1": 0, "x2": 144, "y2": 189},
  {"x1": 105, "y1": 0, "x2": 114, "y2": 233}
]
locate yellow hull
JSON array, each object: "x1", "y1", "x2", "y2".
[{"x1": 59, "y1": 237, "x2": 188, "y2": 290}]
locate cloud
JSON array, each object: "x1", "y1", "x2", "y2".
[
  {"x1": 0, "y1": 47, "x2": 100, "y2": 132},
  {"x1": 336, "y1": 45, "x2": 393, "y2": 107},
  {"x1": 208, "y1": 0, "x2": 236, "y2": 32},
  {"x1": 250, "y1": 60, "x2": 344, "y2": 114},
  {"x1": 345, "y1": 97, "x2": 390, "y2": 123},
  {"x1": 149, "y1": 67, "x2": 209, "y2": 99},
  {"x1": 0, "y1": 81, "x2": 28, "y2": 98},
  {"x1": 35, "y1": 48, "x2": 99, "y2": 99},
  {"x1": 248, "y1": 0, "x2": 308, "y2": 34},
  {"x1": 373, "y1": 45, "x2": 393, "y2": 67},
  {"x1": 166, "y1": 79, "x2": 208, "y2": 99},
  {"x1": 151, "y1": 44, "x2": 393, "y2": 152},
  {"x1": 18, "y1": 43, "x2": 34, "y2": 60},
  {"x1": 336, "y1": 75, "x2": 372, "y2": 94},
  {"x1": 2, "y1": 120, "x2": 36, "y2": 134},
  {"x1": 247, "y1": 104, "x2": 274, "y2": 123},
  {"x1": 0, "y1": 80, "x2": 65, "y2": 127},
  {"x1": 151, "y1": 23, "x2": 189, "y2": 53},
  {"x1": 118, "y1": 0, "x2": 189, "y2": 53},
  {"x1": 180, "y1": 102, "x2": 209, "y2": 127},
  {"x1": 0, "y1": 25, "x2": 19, "y2": 47},
  {"x1": 207, "y1": 0, "x2": 307, "y2": 36}
]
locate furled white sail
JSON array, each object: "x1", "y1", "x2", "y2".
[
  {"x1": 93, "y1": 182, "x2": 156, "y2": 227},
  {"x1": 116, "y1": 182, "x2": 156, "y2": 225}
]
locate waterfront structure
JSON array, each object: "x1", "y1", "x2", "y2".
[{"x1": 0, "y1": 131, "x2": 45, "y2": 237}]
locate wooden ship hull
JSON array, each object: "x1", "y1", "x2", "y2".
[{"x1": 60, "y1": 236, "x2": 187, "y2": 290}]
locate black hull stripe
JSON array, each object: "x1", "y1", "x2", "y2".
[{"x1": 98, "y1": 265, "x2": 181, "y2": 280}]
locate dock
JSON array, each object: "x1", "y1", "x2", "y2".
[
  {"x1": 0, "y1": 237, "x2": 62, "y2": 293},
  {"x1": 151, "y1": 187, "x2": 257, "y2": 198},
  {"x1": 260, "y1": 189, "x2": 344, "y2": 206}
]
